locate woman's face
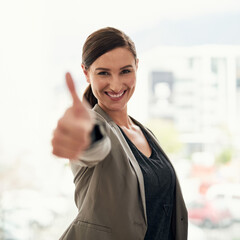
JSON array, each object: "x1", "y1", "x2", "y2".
[{"x1": 83, "y1": 47, "x2": 138, "y2": 113}]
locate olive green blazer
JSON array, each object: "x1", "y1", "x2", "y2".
[{"x1": 60, "y1": 104, "x2": 188, "y2": 240}]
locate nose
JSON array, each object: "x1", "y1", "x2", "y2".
[{"x1": 109, "y1": 75, "x2": 122, "y2": 93}]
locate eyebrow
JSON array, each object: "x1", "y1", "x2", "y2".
[{"x1": 95, "y1": 65, "x2": 133, "y2": 71}]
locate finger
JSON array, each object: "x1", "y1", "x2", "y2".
[
  {"x1": 65, "y1": 72, "x2": 81, "y2": 106},
  {"x1": 52, "y1": 129, "x2": 89, "y2": 151},
  {"x1": 52, "y1": 132, "x2": 90, "y2": 159},
  {"x1": 52, "y1": 145, "x2": 81, "y2": 159},
  {"x1": 57, "y1": 117, "x2": 93, "y2": 141}
]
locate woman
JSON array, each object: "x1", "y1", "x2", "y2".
[{"x1": 52, "y1": 27, "x2": 188, "y2": 240}]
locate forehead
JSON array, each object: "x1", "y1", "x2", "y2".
[{"x1": 91, "y1": 48, "x2": 135, "y2": 69}]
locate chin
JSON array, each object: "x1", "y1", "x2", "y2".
[{"x1": 104, "y1": 103, "x2": 127, "y2": 112}]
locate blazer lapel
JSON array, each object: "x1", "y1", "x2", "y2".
[{"x1": 93, "y1": 104, "x2": 147, "y2": 224}]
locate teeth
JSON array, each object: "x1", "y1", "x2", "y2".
[{"x1": 107, "y1": 91, "x2": 125, "y2": 98}]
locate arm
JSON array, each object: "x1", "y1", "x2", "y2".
[{"x1": 52, "y1": 73, "x2": 101, "y2": 162}]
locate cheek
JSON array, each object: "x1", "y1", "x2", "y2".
[
  {"x1": 127, "y1": 76, "x2": 136, "y2": 88},
  {"x1": 90, "y1": 77, "x2": 106, "y2": 93}
]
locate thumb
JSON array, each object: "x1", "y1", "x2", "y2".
[{"x1": 65, "y1": 72, "x2": 81, "y2": 106}]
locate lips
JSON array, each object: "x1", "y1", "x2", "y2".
[{"x1": 105, "y1": 90, "x2": 126, "y2": 100}]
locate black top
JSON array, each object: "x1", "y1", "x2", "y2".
[{"x1": 120, "y1": 126, "x2": 176, "y2": 240}]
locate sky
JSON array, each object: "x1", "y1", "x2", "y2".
[{"x1": 0, "y1": 0, "x2": 240, "y2": 166}]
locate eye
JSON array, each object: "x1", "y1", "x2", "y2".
[
  {"x1": 98, "y1": 71, "x2": 109, "y2": 76},
  {"x1": 121, "y1": 69, "x2": 131, "y2": 74}
]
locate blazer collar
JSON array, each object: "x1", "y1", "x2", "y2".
[{"x1": 93, "y1": 104, "x2": 114, "y2": 123}]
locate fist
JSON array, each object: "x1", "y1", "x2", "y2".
[{"x1": 52, "y1": 72, "x2": 94, "y2": 159}]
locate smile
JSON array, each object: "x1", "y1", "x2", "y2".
[{"x1": 105, "y1": 90, "x2": 126, "y2": 100}]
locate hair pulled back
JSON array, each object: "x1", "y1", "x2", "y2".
[{"x1": 82, "y1": 27, "x2": 137, "y2": 108}]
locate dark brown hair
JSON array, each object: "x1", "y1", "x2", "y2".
[{"x1": 82, "y1": 27, "x2": 137, "y2": 108}]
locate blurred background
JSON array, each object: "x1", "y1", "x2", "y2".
[{"x1": 0, "y1": 0, "x2": 240, "y2": 239}]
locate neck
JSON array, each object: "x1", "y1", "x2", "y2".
[{"x1": 99, "y1": 105, "x2": 133, "y2": 129}]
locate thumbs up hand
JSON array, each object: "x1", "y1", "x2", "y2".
[{"x1": 52, "y1": 72, "x2": 94, "y2": 159}]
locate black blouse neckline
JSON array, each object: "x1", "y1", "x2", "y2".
[{"x1": 118, "y1": 126, "x2": 155, "y2": 159}]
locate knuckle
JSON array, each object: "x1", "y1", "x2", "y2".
[
  {"x1": 57, "y1": 120, "x2": 62, "y2": 129},
  {"x1": 51, "y1": 134, "x2": 60, "y2": 146},
  {"x1": 52, "y1": 148, "x2": 60, "y2": 157},
  {"x1": 57, "y1": 118, "x2": 65, "y2": 130},
  {"x1": 53, "y1": 131, "x2": 61, "y2": 140},
  {"x1": 52, "y1": 128, "x2": 56, "y2": 137},
  {"x1": 51, "y1": 138, "x2": 55, "y2": 146}
]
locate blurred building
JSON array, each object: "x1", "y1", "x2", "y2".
[{"x1": 133, "y1": 45, "x2": 240, "y2": 158}]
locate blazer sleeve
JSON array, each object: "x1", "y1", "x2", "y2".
[{"x1": 69, "y1": 112, "x2": 111, "y2": 168}]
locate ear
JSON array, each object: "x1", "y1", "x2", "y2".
[{"x1": 81, "y1": 64, "x2": 90, "y2": 83}]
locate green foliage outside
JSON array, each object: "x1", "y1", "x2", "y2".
[
  {"x1": 215, "y1": 148, "x2": 233, "y2": 165},
  {"x1": 146, "y1": 119, "x2": 183, "y2": 154}
]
